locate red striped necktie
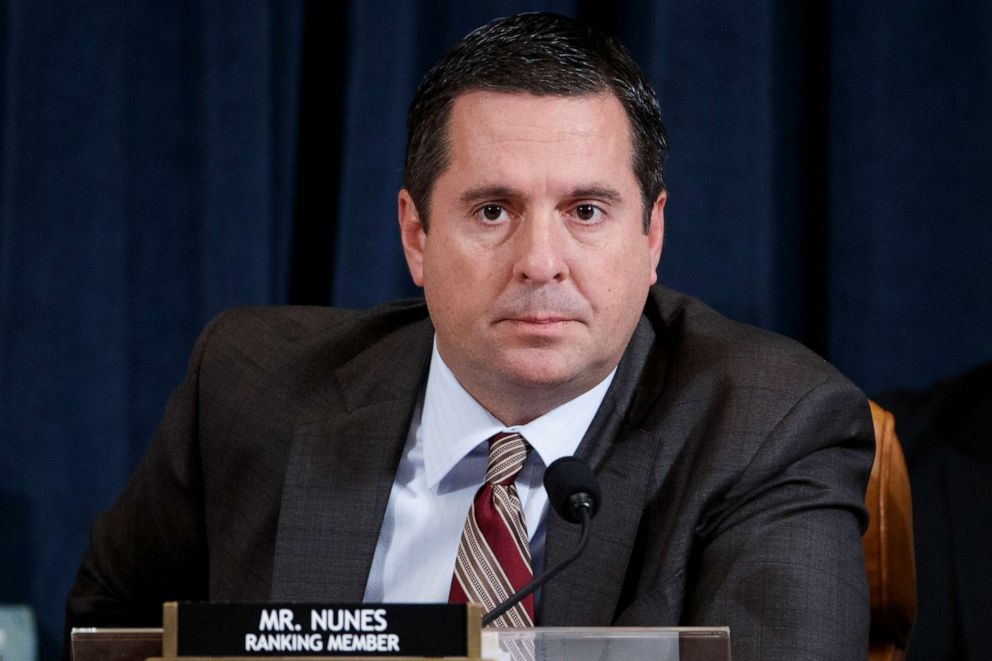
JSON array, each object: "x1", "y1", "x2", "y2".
[{"x1": 449, "y1": 432, "x2": 534, "y2": 627}]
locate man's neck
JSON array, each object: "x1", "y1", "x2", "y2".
[
  {"x1": 437, "y1": 359, "x2": 616, "y2": 428},
  {"x1": 471, "y1": 386, "x2": 584, "y2": 427}
]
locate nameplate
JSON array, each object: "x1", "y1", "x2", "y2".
[{"x1": 162, "y1": 602, "x2": 481, "y2": 658}]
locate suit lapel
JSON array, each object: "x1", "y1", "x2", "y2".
[
  {"x1": 539, "y1": 315, "x2": 668, "y2": 624},
  {"x1": 271, "y1": 316, "x2": 434, "y2": 601}
]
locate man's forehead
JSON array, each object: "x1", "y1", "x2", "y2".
[
  {"x1": 446, "y1": 91, "x2": 632, "y2": 154},
  {"x1": 439, "y1": 90, "x2": 637, "y2": 187}
]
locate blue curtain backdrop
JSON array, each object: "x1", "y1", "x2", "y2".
[{"x1": 1, "y1": 2, "x2": 990, "y2": 659}]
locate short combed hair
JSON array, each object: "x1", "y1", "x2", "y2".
[{"x1": 403, "y1": 12, "x2": 669, "y2": 232}]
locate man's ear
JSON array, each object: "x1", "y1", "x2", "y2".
[
  {"x1": 398, "y1": 189, "x2": 426, "y2": 287},
  {"x1": 647, "y1": 189, "x2": 666, "y2": 285}
]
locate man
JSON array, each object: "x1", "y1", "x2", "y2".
[{"x1": 66, "y1": 13, "x2": 873, "y2": 660}]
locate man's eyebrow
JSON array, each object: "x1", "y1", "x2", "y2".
[
  {"x1": 459, "y1": 185, "x2": 625, "y2": 205},
  {"x1": 569, "y1": 186, "x2": 623, "y2": 204},
  {"x1": 459, "y1": 186, "x2": 522, "y2": 205}
]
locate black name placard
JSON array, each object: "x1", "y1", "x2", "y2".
[{"x1": 162, "y1": 602, "x2": 481, "y2": 658}]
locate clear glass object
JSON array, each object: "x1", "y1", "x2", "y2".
[
  {"x1": 482, "y1": 627, "x2": 730, "y2": 661},
  {"x1": 0, "y1": 605, "x2": 39, "y2": 661}
]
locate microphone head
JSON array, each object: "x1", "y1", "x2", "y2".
[{"x1": 544, "y1": 456, "x2": 601, "y2": 523}]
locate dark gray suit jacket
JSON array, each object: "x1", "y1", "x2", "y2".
[{"x1": 67, "y1": 286, "x2": 873, "y2": 660}]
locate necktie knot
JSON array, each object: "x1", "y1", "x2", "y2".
[{"x1": 486, "y1": 432, "x2": 530, "y2": 486}]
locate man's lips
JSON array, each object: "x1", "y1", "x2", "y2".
[
  {"x1": 496, "y1": 314, "x2": 583, "y2": 334},
  {"x1": 492, "y1": 290, "x2": 586, "y2": 325},
  {"x1": 494, "y1": 309, "x2": 585, "y2": 340},
  {"x1": 504, "y1": 315, "x2": 574, "y2": 324}
]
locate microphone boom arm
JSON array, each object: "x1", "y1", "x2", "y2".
[{"x1": 481, "y1": 505, "x2": 592, "y2": 627}]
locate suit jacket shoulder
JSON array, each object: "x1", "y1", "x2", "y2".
[
  {"x1": 66, "y1": 300, "x2": 435, "y2": 629},
  {"x1": 197, "y1": 300, "x2": 433, "y2": 419},
  {"x1": 647, "y1": 285, "x2": 852, "y2": 401}
]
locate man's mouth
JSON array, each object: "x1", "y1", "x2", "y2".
[{"x1": 506, "y1": 314, "x2": 573, "y2": 324}]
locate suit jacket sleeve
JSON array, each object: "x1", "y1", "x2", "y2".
[
  {"x1": 64, "y1": 313, "x2": 217, "y2": 632},
  {"x1": 684, "y1": 377, "x2": 872, "y2": 661}
]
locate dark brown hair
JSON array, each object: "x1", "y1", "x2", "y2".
[{"x1": 403, "y1": 12, "x2": 669, "y2": 232}]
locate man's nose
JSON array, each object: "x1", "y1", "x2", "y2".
[{"x1": 511, "y1": 212, "x2": 569, "y2": 284}]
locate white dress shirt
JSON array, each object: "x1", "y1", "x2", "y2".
[{"x1": 363, "y1": 339, "x2": 615, "y2": 604}]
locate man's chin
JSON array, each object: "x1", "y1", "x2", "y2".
[{"x1": 494, "y1": 350, "x2": 599, "y2": 393}]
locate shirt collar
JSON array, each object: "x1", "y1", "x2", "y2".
[{"x1": 421, "y1": 338, "x2": 616, "y2": 488}]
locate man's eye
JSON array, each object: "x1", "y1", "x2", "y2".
[
  {"x1": 477, "y1": 205, "x2": 507, "y2": 223},
  {"x1": 574, "y1": 204, "x2": 602, "y2": 222}
]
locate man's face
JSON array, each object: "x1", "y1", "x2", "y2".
[{"x1": 399, "y1": 91, "x2": 665, "y2": 422}]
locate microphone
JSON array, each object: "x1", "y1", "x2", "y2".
[{"x1": 481, "y1": 456, "x2": 600, "y2": 626}]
